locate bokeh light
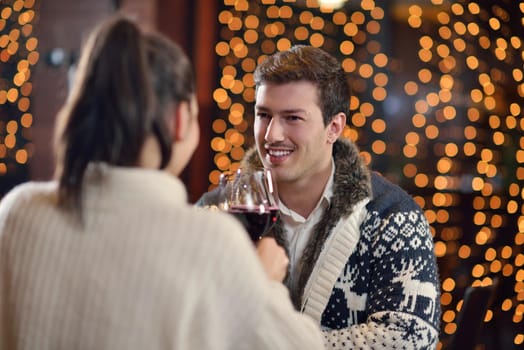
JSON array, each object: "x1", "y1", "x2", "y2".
[{"x1": 0, "y1": 0, "x2": 38, "y2": 194}]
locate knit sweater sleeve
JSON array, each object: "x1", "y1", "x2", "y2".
[
  {"x1": 212, "y1": 221, "x2": 325, "y2": 350},
  {"x1": 177, "y1": 209, "x2": 325, "y2": 350},
  {"x1": 320, "y1": 208, "x2": 440, "y2": 349},
  {"x1": 251, "y1": 282, "x2": 325, "y2": 349}
]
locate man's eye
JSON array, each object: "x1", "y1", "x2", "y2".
[
  {"x1": 287, "y1": 116, "x2": 301, "y2": 121},
  {"x1": 256, "y1": 113, "x2": 269, "y2": 119}
]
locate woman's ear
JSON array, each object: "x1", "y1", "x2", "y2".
[
  {"x1": 327, "y1": 112, "x2": 346, "y2": 144},
  {"x1": 173, "y1": 100, "x2": 191, "y2": 142}
]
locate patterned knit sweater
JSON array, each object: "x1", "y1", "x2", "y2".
[{"x1": 239, "y1": 139, "x2": 441, "y2": 349}]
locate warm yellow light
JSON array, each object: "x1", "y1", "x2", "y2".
[
  {"x1": 501, "y1": 246, "x2": 513, "y2": 259},
  {"x1": 418, "y1": 49, "x2": 433, "y2": 62},
  {"x1": 443, "y1": 143, "x2": 458, "y2": 157},
  {"x1": 279, "y1": 5, "x2": 292, "y2": 18},
  {"x1": 434, "y1": 241, "x2": 447, "y2": 257},
  {"x1": 332, "y1": 11, "x2": 347, "y2": 25},
  {"x1": 373, "y1": 53, "x2": 388, "y2": 67},
  {"x1": 490, "y1": 260, "x2": 502, "y2": 273},
  {"x1": 441, "y1": 292, "x2": 453, "y2": 306},
  {"x1": 6, "y1": 88, "x2": 18, "y2": 102},
  {"x1": 415, "y1": 100, "x2": 429, "y2": 114},
  {"x1": 213, "y1": 88, "x2": 228, "y2": 103},
  {"x1": 25, "y1": 37, "x2": 37, "y2": 51},
  {"x1": 371, "y1": 140, "x2": 386, "y2": 154},
  {"x1": 366, "y1": 20, "x2": 381, "y2": 34},
  {"x1": 374, "y1": 72, "x2": 388, "y2": 87},
  {"x1": 1, "y1": 7, "x2": 12, "y2": 19},
  {"x1": 351, "y1": 11, "x2": 365, "y2": 25},
  {"x1": 407, "y1": 16, "x2": 422, "y2": 29},
  {"x1": 453, "y1": 21, "x2": 466, "y2": 35},
  {"x1": 404, "y1": 81, "x2": 418, "y2": 95},
  {"x1": 359, "y1": 63, "x2": 373, "y2": 78},
  {"x1": 442, "y1": 106, "x2": 456, "y2": 120},
  {"x1": 510, "y1": 102, "x2": 521, "y2": 116},
  {"x1": 15, "y1": 149, "x2": 27, "y2": 164},
  {"x1": 370, "y1": 7, "x2": 384, "y2": 20},
  {"x1": 436, "y1": 44, "x2": 450, "y2": 58},
  {"x1": 351, "y1": 112, "x2": 365, "y2": 127},
  {"x1": 466, "y1": 55, "x2": 479, "y2": 70},
  {"x1": 20, "y1": 113, "x2": 32, "y2": 128},
  {"x1": 318, "y1": 0, "x2": 348, "y2": 10},
  {"x1": 466, "y1": 22, "x2": 480, "y2": 36},
  {"x1": 458, "y1": 245, "x2": 471, "y2": 259},
  {"x1": 412, "y1": 113, "x2": 426, "y2": 128},
  {"x1": 414, "y1": 173, "x2": 429, "y2": 187},
  {"x1": 425, "y1": 125, "x2": 439, "y2": 139},
  {"x1": 489, "y1": 17, "x2": 501, "y2": 31},
  {"x1": 293, "y1": 26, "x2": 309, "y2": 41},
  {"x1": 450, "y1": 3, "x2": 464, "y2": 15},
  {"x1": 418, "y1": 68, "x2": 432, "y2": 83},
  {"x1": 372, "y1": 87, "x2": 386, "y2": 101},
  {"x1": 309, "y1": 33, "x2": 324, "y2": 47},
  {"x1": 227, "y1": 17, "x2": 242, "y2": 31},
  {"x1": 243, "y1": 29, "x2": 258, "y2": 44}
]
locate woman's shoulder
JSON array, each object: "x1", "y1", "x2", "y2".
[
  {"x1": 0, "y1": 181, "x2": 57, "y2": 209},
  {"x1": 0, "y1": 181, "x2": 57, "y2": 231}
]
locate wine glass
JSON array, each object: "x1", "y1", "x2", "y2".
[{"x1": 219, "y1": 168, "x2": 279, "y2": 243}]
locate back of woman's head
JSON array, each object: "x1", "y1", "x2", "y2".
[
  {"x1": 54, "y1": 17, "x2": 194, "y2": 211},
  {"x1": 144, "y1": 33, "x2": 195, "y2": 165}
]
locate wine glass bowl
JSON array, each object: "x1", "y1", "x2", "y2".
[{"x1": 220, "y1": 169, "x2": 279, "y2": 242}]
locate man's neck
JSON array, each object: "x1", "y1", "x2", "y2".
[{"x1": 278, "y1": 162, "x2": 333, "y2": 219}]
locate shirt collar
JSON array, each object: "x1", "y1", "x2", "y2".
[{"x1": 279, "y1": 158, "x2": 335, "y2": 222}]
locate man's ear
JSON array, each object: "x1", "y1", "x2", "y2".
[
  {"x1": 173, "y1": 100, "x2": 191, "y2": 142},
  {"x1": 327, "y1": 112, "x2": 346, "y2": 144}
]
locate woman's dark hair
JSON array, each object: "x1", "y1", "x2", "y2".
[
  {"x1": 144, "y1": 33, "x2": 195, "y2": 166},
  {"x1": 54, "y1": 17, "x2": 195, "y2": 212},
  {"x1": 253, "y1": 45, "x2": 351, "y2": 126}
]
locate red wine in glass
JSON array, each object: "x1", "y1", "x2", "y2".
[{"x1": 228, "y1": 205, "x2": 279, "y2": 242}]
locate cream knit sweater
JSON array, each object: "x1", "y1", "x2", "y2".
[{"x1": 0, "y1": 165, "x2": 324, "y2": 350}]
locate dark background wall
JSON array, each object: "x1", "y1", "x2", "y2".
[{"x1": 29, "y1": 0, "x2": 217, "y2": 202}]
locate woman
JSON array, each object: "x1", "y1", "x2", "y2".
[{"x1": 0, "y1": 17, "x2": 323, "y2": 350}]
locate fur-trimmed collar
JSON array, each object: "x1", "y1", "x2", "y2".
[{"x1": 241, "y1": 138, "x2": 372, "y2": 308}]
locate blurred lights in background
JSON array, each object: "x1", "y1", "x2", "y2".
[
  {"x1": 0, "y1": 0, "x2": 522, "y2": 347},
  {"x1": 213, "y1": 0, "x2": 523, "y2": 348},
  {"x1": 0, "y1": 0, "x2": 39, "y2": 193}
]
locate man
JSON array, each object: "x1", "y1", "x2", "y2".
[{"x1": 200, "y1": 45, "x2": 440, "y2": 349}]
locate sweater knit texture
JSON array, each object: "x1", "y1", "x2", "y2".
[
  {"x1": 204, "y1": 138, "x2": 441, "y2": 349},
  {"x1": 0, "y1": 164, "x2": 324, "y2": 350}
]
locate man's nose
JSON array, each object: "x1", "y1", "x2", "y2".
[{"x1": 265, "y1": 117, "x2": 284, "y2": 142}]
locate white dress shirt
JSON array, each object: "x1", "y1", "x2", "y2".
[{"x1": 279, "y1": 159, "x2": 335, "y2": 295}]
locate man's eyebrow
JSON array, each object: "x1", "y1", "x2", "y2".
[{"x1": 254, "y1": 105, "x2": 307, "y2": 114}]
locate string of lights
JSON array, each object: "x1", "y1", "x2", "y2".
[
  {"x1": 0, "y1": 0, "x2": 522, "y2": 347},
  {"x1": 0, "y1": 0, "x2": 39, "y2": 195},
  {"x1": 212, "y1": 0, "x2": 523, "y2": 348}
]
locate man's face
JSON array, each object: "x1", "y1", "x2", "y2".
[{"x1": 254, "y1": 81, "x2": 336, "y2": 188}]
